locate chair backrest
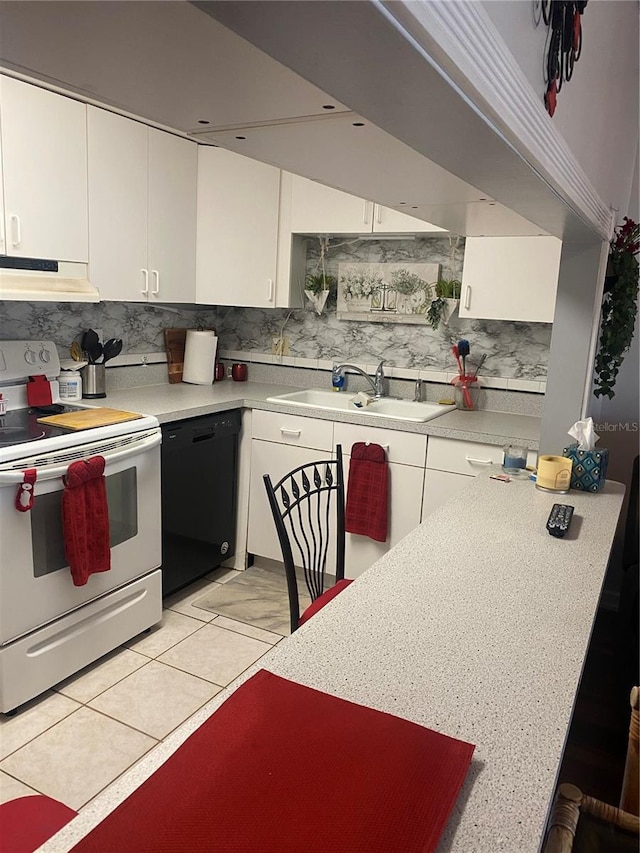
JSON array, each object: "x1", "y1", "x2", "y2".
[{"x1": 263, "y1": 445, "x2": 345, "y2": 633}]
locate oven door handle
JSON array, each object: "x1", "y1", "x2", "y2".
[{"x1": 0, "y1": 432, "x2": 161, "y2": 484}]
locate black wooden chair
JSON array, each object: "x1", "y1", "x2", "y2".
[{"x1": 263, "y1": 444, "x2": 353, "y2": 634}]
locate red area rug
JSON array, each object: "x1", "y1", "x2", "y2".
[{"x1": 71, "y1": 670, "x2": 474, "y2": 853}]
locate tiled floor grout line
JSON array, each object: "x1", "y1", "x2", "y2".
[{"x1": 0, "y1": 569, "x2": 294, "y2": 811}]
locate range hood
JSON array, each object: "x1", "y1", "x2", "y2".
[{"x1": 0, "y1": 256, "x2": 100, "y2": 302}]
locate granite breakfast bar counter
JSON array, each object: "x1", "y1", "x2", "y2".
[{"x1": 40, "y1": 471, "x2": 625, "y2": 853}]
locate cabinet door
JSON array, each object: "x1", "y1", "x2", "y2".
[
  {"x1": 196, "y1": 147, "x2": 280, "y2": 307},
  {"x1": 248, "y1": 440, "x2": 334, "y2": 562},
  {"x1": 372, "y1": 204, "x2": 446, "y2": 234},
  {"x1": 421, "y1": 469, "x2": 473, "y2": 521},
  {"x1": 0, "y1": 119, "x2": 5, "y2": 255},
  {"x1": 87, "y1": 107, "x2": 149, "y2": 301},
  {"x1": 343, "y1": 455, "x2": 424, "y2": 579},
  {"x1": 148, "y1": 128, "x2": 197, "y2": 303},
  {"x1": 289, "y1": 174, "x2": 373, "y2": 234},
  {"x1": 458, "y1": 236, "x2": 562, "y2": 323},
  {"x1": 1, "y1": 76, "x2": 88, "y2": 262}
]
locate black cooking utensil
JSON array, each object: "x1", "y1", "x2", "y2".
[
  {"x1": 102, "y1": 338, "x2": 123, "y2": 363},
  {"x1": 83, "y1": 329, "x2": 101, "y2": 363}
]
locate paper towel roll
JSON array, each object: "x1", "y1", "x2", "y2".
[{"x1": 182, "y1": 330, "x2": 218, "y2": 385}]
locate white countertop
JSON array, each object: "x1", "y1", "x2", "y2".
[
  {"x1": 40, "y1": 472, "x2": 625, "y2": 853},
  {"x1": 101, "y1": 380, "x2": 542, "y2": 448}
]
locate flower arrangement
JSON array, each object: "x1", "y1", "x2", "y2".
[
  {"x1": 594, "y1": 217, "x2": 640, "y2": 398},
  {"x1": 340, "y1": 268, "x2": 384, "y2": 300}
]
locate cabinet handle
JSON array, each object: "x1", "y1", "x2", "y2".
[
  {"x1": 10, "y1": 215, "x2": 21, "y2": 248},
  {"x1": 280, "y1": 428, "x2": 301, "y2": 437},
  {"x1": 362, "y1": 200, "x2": 371, "y2": 225},
  {"x1": 464, "y1": 285, "x2": 472, "y2": 310},
  {"x1": 376, "y1": 204, "x2": 383, "y2": 225},
  {"x1": 267, "y1": 279, "x2": 274, "y2": 302},
  {"x1": 152, "y1": 270, "x2": 160, "y2": 295},
  {"x1": 465, "y1": 455, "x2": 493, "y2": 465},
  {"x1": 141, "y1": 269, "x2": 149, "y2": 295}
]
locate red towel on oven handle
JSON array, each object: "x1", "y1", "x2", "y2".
[
  {"x1": 62, "y1": 456, "x2": 111, "y2": 587},
  {"x1": 345, "y1": 442, "x2": 389, "y2": 542}
]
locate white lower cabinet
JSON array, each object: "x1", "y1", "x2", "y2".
[
  {"x1": 421, "y1": 436, "x2": 537, "y2": 520},
  {"x1": 421, "y1": 469, "x2": 474, "y2": 521},
  {"x1": 247, "y1": 412, "x2": 333, "y2": 562},
  {"x1": 334, "y1": 422, "x2": 426, "y2": 579}
]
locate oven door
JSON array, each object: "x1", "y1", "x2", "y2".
[{"x1": 0, "y1": 429, "x2": 161, "y2": 643}]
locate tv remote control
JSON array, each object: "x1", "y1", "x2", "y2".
[{"x1": 546, "y1": 503, "x2": 575, "y2": 538}]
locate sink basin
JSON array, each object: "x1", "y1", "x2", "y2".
[{"x1": 265, "y1": 389, "x2": 454, "y2": 423}]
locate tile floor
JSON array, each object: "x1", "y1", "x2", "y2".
[{"x1": 0, "y1": 564, "x2": 287, "y2": 813}]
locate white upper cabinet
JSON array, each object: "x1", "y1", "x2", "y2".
[
  {"x1": 147, "y1": 128, "x2": 197, "y2": 303},
  {"x1": 0, "y1": 75, "x2": 88, "y2": 262},
  {"x1": 87, "y1": 107, "x2": 148, "y2": 300},
  {"x1": 284, "y1": 173, "x2": 446, "y2": 235},
  {"x1": 196, "y1": 146, "x2": 280, "y2": 307},
  {"x1": 0, "y1": 119, "x2": 5, "y2": 255},
  {"x1": 458, "y1": 236, "x2": 562, "y2": 323},
  {"x1": 88, "y1": 106, "x2": 197, "y2": 302}
]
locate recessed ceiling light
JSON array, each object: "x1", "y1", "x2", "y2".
[
  {"x1": 198, "y1": 120, "x2": 210, "y2": 125},
  {"x1": 322, "y1": 104, "x2": 336, "y2": 110},
  {"x1": 399, "y1": 202, "x2": 407, "y2": 205},
  {"x1": 352, "y1": 122, "x2": 365, "y2": 127},
  {"x1": 235, "y1": 136, "x2": 246, "y2": 140}
]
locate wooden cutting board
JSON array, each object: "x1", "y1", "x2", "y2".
[
  {"x1": 37, "y1": 408, "x2": 144, "y2": 430},
  {"x1": 164, "y1": 327, "x2": 216, "y2": 384}
]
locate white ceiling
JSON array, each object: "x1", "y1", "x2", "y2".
[{"x1": 0, "y1": 0, "x2": 555, "y2": 237}]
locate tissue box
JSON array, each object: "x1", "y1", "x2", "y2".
[{"x1": 562, "y1": 444, "x2": 609, "y2": 492}]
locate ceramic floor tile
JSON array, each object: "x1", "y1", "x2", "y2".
[
  {"x1": 55, "y1": 648, "x2": 149, "y2": 704},
  {"x1": 0, "y1": 706, "x2": 156, "y2": 811},
  {"x1": 0, "y1": 770, "x2": 38, "y2": 803},
  {"x1": 163, "y1": 579, "x2": 220, "y2": 622},
  {"x1": 88, "y1": 660, "x2": 221, "y2": 739},
  {"x1": 158, "y1": 623, "x2": 272, "y2": 686},
  {"x1": 0, "y1": 691, "x2": 80, "y2": 761},
  {"x1": 211, "y1": 615, "x2": 283, "y2": 645},
  {"x1": 126, "y1": 609, "x2": 205, "y2": 658}
]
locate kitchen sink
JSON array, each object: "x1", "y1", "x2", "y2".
[{"x1": 265, "y1": 389, "x2": 454, "y2": 423}]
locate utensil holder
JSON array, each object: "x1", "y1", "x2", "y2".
[
  {"x1": 81, "y1": 364, "x2": 106, "y2": 399},
  {"x1": 452, "y1": 377, "x2": 480, "y2": 411}
]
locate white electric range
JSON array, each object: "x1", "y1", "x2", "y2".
[{"x1": 0, "y1": 340, "x2": 163, "y2": 713}]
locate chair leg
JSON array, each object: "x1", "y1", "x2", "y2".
[
  {"x1": 620, "y1": 686, "x2": 639, "y2": 816},
  {"x1": 542, "y1": 783, "x2": 581, "y2": 853}
]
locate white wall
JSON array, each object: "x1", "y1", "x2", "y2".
[{"x1": 483, "y1": 0, "x2": 639, "y2": 216}]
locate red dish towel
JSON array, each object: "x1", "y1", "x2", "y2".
[
  {"x1": 62, "y1": 456, "x2": 111, "y2": 587},
  {"x1": 345, "y1": 441, "x2": 389, "y2": 541},
  {"x1": 70, "y1": 669, "x2": 474, "y2": 853}
]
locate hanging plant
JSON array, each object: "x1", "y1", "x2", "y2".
[
  {"x1": 304, "y1": 271, "x2": 337, "y2": 315},
  {"x1": 593, "y1": 217, "x2": 640, "y2": 398},
  {"x1": 426, "y1": 278, "x2": 461, "y2": 330}
]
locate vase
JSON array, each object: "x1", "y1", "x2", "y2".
[
  {"x1": 305, "y1": 289, "x2": 330, "y2": 315},
  {"x1": 440, "y1": 298, "x2": 459, "y2": 326}
]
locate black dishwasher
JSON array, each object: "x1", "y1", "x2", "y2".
[{"x1": 160, "y1": 410, "x2": 241, "y2": 597}]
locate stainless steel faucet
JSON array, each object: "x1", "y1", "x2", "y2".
[{"x1": 332, "y1": 360, "x2": 386, "y2": 398}]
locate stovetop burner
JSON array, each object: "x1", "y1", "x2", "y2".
[
  {"x1": 0, "y1": 405, "x2": 85, "y2": 448},
  {"x1": 0, "y1": 425, "x2": 47, "y2": 445}
]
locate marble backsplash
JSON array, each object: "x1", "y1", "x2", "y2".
[
  {"x1": 0, "y1": 237, "x2": 552, "y2": 381},
  {"x1": 217, "y1": 236, "x2": 552, "y2": 381},
  {"x1": 0, "y1": 301, "x2": 217, "y2": 359}
]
